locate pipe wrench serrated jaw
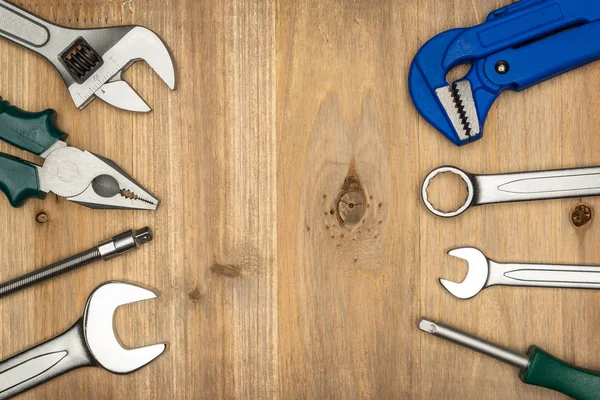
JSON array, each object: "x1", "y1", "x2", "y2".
[{"x1": 409, "y1": 29, "x2": 500, "y2": 146}]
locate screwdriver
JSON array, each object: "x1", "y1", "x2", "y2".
[
  {"x1": 419, "y1": 318, "x2": 600, "y2": 400},
  {"x1": 0, "y1": 227, "x2": 153, "y2": 299}
]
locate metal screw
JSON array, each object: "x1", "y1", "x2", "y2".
[
  {"x1": 571, "y1": 204, "x2": 592, "y2": 227},
  {"x1": 36, "y1": 212, "x2": 48, "y2": 224},
  {"x1": 495, "y1": 60, "x2": 509, "y2": 74}
]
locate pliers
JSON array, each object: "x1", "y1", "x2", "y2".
[
  {"x1": 0, "y1": 98, "x2": 158, "y2": 210},
  {"x1": 409, "y1": 0, "x2": 600, "y2": 146}
]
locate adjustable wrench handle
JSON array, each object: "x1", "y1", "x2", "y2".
[
  {"x1": 0, "y1": 322, "x2": 93, "y2": 399},
  {"x1": 489, "y1": 262, "x2": 600, "y2": 289},
  {"x1": 0, "y1": 0, "x2": 54, "y2": 53}
]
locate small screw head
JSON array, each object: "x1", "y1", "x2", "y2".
[
  {"x1": 495, "y1": 61, "x2": 509, "y2": 74},
  {"x1": 571, "y1": 204, "x2": 592, "y2": 227},
  {"x1": 36, "y1": 212, "x2": 48, "y2": 224}
]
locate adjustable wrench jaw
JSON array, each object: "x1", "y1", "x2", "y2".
[
  {"x1": 0, "y1": 1, "x2": 176, "y2": 112},
  {"x1": 64, "y1": 26, "x2": 176, "y2": 112}
]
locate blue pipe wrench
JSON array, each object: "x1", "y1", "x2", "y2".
[{"x1": 409, "y1": 0, "x2": 600, "y2": 146}]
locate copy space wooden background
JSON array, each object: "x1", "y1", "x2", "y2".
[{"x1": 0, "y1": 0, "x2": 597, "y2": 399}]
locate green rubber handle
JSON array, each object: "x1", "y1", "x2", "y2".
[
  {"x1": 0, "y1": 98, "x2": 68, "y2": 155},
  {"x1": 521, "y1": 346, "x2": 600, "y2": 400},
  {"x1": 0, "y1": 153, "x2": 43, "y2": 207}
]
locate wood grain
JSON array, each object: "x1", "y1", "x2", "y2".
[
  {"x1": 1, "y1": 0, "x2": 600, "y2": 399},
  {"x1": 277, "y1": 1, "x2": 418, "y2": 397}
]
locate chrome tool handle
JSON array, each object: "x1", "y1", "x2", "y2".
[
  {"x1": 0, "y1": 323, "x2": 93, "y2": 400},
  {"x1": 0, "y1": 0, "x2": 53, "y2": 52},
  {"x1": 489, "y1": 261, "x2": 600, "y2": 289},
  {"x1": 474, "y1": 167, "x2": 600, "y2": 205}
]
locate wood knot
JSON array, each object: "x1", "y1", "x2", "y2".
[
  {"x1": 211, "y1": 264, "x2": 242, "y2": 278},
  {"x1": 336, "y1": 176, "x2": 366, "y2": 226},
  {"x1": 188, "y1": 287, "x2": 203, "y2": 303}
]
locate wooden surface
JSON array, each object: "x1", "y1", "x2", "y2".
[{"x1": 0, "y1": 0, "x2": 599, "y2": 399}]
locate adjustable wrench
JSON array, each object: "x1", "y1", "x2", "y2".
[
  {"x1": 0, "y1": 282, "x2": 165, "y2": 399},
  {"x1": 0, "y1": 0, "x2": 175, "y2": 112},
  {"x1": 441, "y1": 247, "x2": 600, "y2": 299},
  {"x1": 422, "y1": 165, "x2": 600, "y2": 218}
]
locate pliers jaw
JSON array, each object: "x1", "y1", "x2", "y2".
[
  {"x1": 38, "y1": 147, "x2": 159, "y2": 211},
  {"x1": 67, "y1": 153, "x2": 159, "y2": 211},
  {"x1": 69, "y1": 153, "x2": 159, "y2": 211}
]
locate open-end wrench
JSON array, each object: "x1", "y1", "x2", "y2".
[
  {"x1": 441, "y1": 247, "x2": 600, "y2": 299},
  {"x1": 422, "y1": 165, "x2": 600, "y2": 218},
  {"x1": 0, "y1": 282, "x2": 165, "y2": 399},
  {"x1": 0, "y1": 0, "x2": 175, "y2": 112}
]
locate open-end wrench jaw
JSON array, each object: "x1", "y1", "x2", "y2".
[
  {"x1": 83, "y1": 282, "x2": 166, "y2": 374},
  {"x1": 440, "y1": 248, "x2": 490, "y2": 299}
]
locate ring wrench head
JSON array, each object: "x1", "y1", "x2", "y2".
[
  {"x1": 422, "y1": 166, "x2": 475, "y2": 218},
  {"x1": 440, "y1": 248, "x2": 490, "y2": 299},
  {"x1": 83, "y1": 282, "x2": 166, "y2": 374}
]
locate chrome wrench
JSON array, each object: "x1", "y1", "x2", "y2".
[
  {"x1": 0, "y1": 282, "x2": 165, "y2": 399},
  {"x1": 441, "y1": 247, "x2": 600, "y2": 299},
  {"x1": 422, "y1": 165, "x2": 600, "y2": 218},
  {"x1": 0, "y1": 0, "x2": 175, "y2": 112}
]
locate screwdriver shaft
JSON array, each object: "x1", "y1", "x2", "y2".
[{"x1": 419, "y1": 319, "x2": 530, "y2": 370}]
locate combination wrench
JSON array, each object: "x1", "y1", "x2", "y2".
[
  {"x1": 0, "y1": 282, "x2": 165, "y2": 399},
  {"x1": 422, "y1": 165, "x2": 600, "y2": 218},
  {"x1": 441, "y1": 247, "x2": 600, "y2": 299}
]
